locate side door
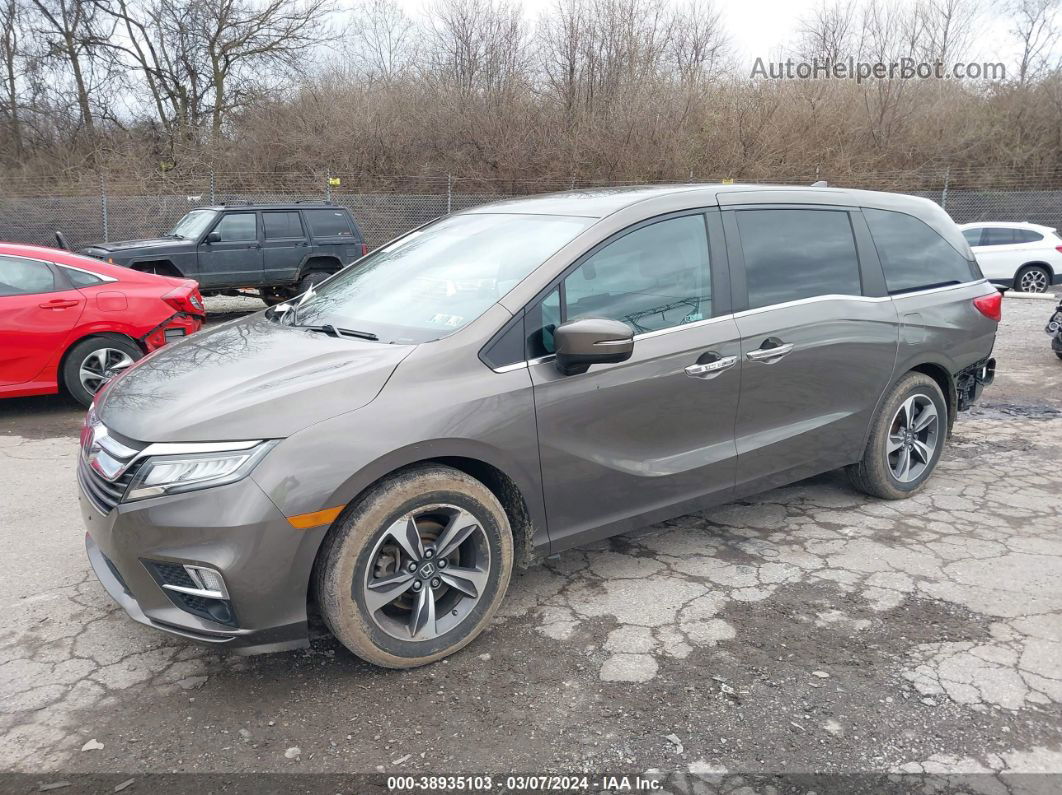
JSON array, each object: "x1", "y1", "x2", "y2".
[
  {"x1": 527, "y1": 210, "x2": 742, "y2": 549},
  {"x1": 261, "y1": 210, "x2": 309, "y2": 284},
  {"x1": 0, "y1": 254, "x2": 86, "y2": 386},
  {"x1": 723, "y1": 205, "x2": 899, "y2": 493},
  {"x1": 196, "y1": 211, "x2": 263, "y2": 288}
]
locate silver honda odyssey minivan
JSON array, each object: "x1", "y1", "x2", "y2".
[{"x1": 78, "y1": 185, "x2": 999, "y2": 667}]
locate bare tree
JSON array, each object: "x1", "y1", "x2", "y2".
[
  {"x1": 198, "y1": 0, "x2": 334, "y2": 142},
  {"x1": 345, "y1": 0, "x2": 416, "y2": 80},
  {"x1": 1010, "y1": 0, "x2": 1060, "y2": 83},
  {"x1": 0, "y1": 0, "x2": 24, "y2": 158},
  {"x1": 25, "y1": 0, "x2": 112, "y2": 144}
]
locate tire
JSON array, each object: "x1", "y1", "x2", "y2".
[
  {"x1": 847, "y1": 372, "x2": 947, "y2": 500},
  {"x1": 314, "y1": 464, "x2": 514, "y2": 668},
  {"x1": 62, "y1": 335, "x2": 142, "y2": 407},
  {"x1": 1055, "y1": 352, "x2": 1062, "y2": 361},
  {"x1": 1015, "y1": 265, "x2": 1051, "y2": 293},
  {"x1": 297, "y1": 269, "x2": 332, "y2": 295}
]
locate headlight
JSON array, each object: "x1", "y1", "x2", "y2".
[{"x1": 125, "y1": 440, "x2": 277, "y2": 501}]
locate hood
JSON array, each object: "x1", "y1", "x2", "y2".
[
  {"x1": 84, "y1": 238, "x2": 194, "y2": 253},
  {"x1": 97, "y1": 314, "x2": 414, "y2": 442}
]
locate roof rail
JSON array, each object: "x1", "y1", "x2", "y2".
[
  {"x1": 810, "y1": 180, "x2": 828, "y2": 187},
  {"x1": 294, "y1": 199, "x2": 335, "y2": 205},
  {"x1": 220, "y1": 199, "x2": 250, "y2": 206}
]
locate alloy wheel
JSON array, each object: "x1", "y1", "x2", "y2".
[
  {"x1": 1020, "y1": 269, "x2": 1049, "y2": 293},
  {"x1": 887, "y1": 394, "x2": 939, "y2": 483},
  {"x1": 361, "y1": 505, "x2": 490, "y2": 641},
  {"x1": 79, "y1": 348, "x2": 135, "y2": 394}
]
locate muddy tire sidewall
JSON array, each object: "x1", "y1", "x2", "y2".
[{"x1": 315, "y1": 466, "x2": 513, "y2": 668}]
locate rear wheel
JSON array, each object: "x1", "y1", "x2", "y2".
[
  {"x1": 1016, "y1": 265, "x2": 1051, "y2": 293},
  {"x1": 848, "y1": 373, "x2": 947, "y2": 499},
  {"x1": 314, "y1": 465, "x2": 513, "y2": 668},
  {"x1": 62, "y1": 335, "x2": 142, "y2": 406}
]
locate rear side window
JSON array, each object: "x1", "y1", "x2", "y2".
[
  {"x1": 304, "y1": 209, "x2": 356, "y2": 238},
  {"x1": 962, "y1": 228, "x2": 983, "y2": 246},
  {"x1": 61, "y1": 267, "x2": 106, "y2": 287},
  {"x1": 263, "y1": 211, "x2": 304, "y2": 239},
  {"x1": 981, "y1": 227, "x2": 1017, "y2": 246},
  {"x1": 735, "y1": 209, "x2": 861, "y2": 309},
  {"x1": 864, "y1": 209, "x2": 976, "y2": 294},
  {"x1": 0, "y1": 255, "x2": 56, "y2": 296}
]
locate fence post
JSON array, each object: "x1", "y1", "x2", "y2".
[
  {"x1": 209, "y1": 168, "x2": 216, "y2": 205},
  {"x1": 941, "y1": 166, "x2": 950, "y2": 210},
  {"x1": 446, "y1": 174, "x2": 453, "y2": 214},
  {"x1": 99, "y1": 173, "x2": 109, "y2": 243},
  {"x1": 326, "y1": 169, "x2": 333, "y2": 202}
]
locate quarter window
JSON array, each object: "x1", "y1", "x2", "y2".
[
  {"x1": 736, "y1": 209, "x2": 861, "y2": 309},
  {"x1": 263, "y1": 211, "x2": 304, "y2": 239},
  {"x1": 61, "y1": 267, "x2": 106, "y2": 287},
  {"x1": 0, "y1": 255, "x2": 56, "y2": 296},
  {"x1": 304, "y1": 209, "x2": 355, "y2": 238},
  {"x1": 527, "y1": 214, "x2": 711, "y2": 357},
  {"x1": 962, "y1": 228, "x2": 983, "y2": 246},
  {"x1": 1015, "y1": 229, "x2": 1045, "y2": 243},
  {"x1": 213, "y1": 213, "x2": 257, "y2": 242},
  {"x1": 864, "y1": 209, "x2": 976, "y2": 294}
]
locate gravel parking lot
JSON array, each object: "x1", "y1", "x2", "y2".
[{"x1": 2, "y1": 294, "x2": 1062, "y2": 780}]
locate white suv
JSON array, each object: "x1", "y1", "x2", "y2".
[{"x1": 959, "y1": 222, "x2": 1062, "y2": 293}]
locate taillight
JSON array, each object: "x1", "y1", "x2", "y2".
[
  {"x1": 163, "y1": 286, "x2": 206, "y2": 316},
  {"x1": 973, "y1": 292, "x2": 1002, "y2": 322},
  {"x1": 1055, "y1": 246, "x2": 1062, "y2": 255},
  {"x1": 361, "y1": 243, "x2": 369, "y2": 257}
]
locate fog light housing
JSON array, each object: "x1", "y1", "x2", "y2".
[{"x1": 145, "y1": 561, "x2": 237, "y2": 626}]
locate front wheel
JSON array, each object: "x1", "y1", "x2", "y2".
[
  {"x1": 314, "y1": 465, "x2": 514, "y2": 668},
  {"x1": 848, "y1": 373, "x2": 947, "y2": 499}
]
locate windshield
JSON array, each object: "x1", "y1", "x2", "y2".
[
  {"x1": 169, "y1": 209, "x2": 218, "y2": 239},
  {"x1": 292, "y1": 213, "x2": 593, "y2": 344}
]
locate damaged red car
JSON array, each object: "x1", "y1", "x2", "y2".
[{"x1": 0, "y1": 243, "x2": 205, "y2": 406}]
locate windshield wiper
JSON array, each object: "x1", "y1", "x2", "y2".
[{"x1": 300, "y1": 323, "x2": 379, "y2": 341}]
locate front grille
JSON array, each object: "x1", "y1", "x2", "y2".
[{"x1": 78, "y1": 457, "x2": 142, "y2": 514}]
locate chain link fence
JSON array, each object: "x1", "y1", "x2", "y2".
[{"x1": 3, "y1": 170, "x2": 1062, "y2": 250}]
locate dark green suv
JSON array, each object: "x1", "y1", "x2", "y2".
[{"x1": 80, "y1": 202, "x2": 368, "y2": 304}]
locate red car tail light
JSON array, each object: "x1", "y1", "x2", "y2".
[
  {"x1": 1056, "y1": 245, "x2": 1062, "y2": 255},
  {"x1": 973, "y1": 292, "x2": 1002, "y2": 322},
  {"x1": 163, "y1": 286, "x2": 206, "y2": 316},
  {"x1": 361, "y1": 242, "x2": 369, "y2": 257}
]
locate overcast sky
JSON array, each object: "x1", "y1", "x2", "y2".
[{"x1": 386, "y1": 0, "x2": 1036, "y2": 75}]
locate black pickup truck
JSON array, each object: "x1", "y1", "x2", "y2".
[{"x1": 79, "y1": 201, "x2": 368, "y2": 304}]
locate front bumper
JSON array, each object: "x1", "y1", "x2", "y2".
[{"x1": 79, "y1": 471, "x2": 327, "y2": 655}]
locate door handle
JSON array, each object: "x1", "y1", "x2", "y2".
[
  {"x1": 39, "y1": 299, "x2": 79, "y2": 309},
  {"x1": 746, "y1": 342, "x2": 794, "y2": 363},
  {"x1": 685, "y1": 355, "x2": 737, "y2": 379}
]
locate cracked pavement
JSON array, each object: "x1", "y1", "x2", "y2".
[{"x1": 2, "y1": 295, "x2": 1062, "y2": 777}]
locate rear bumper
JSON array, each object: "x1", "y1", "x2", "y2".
[
  {"x1": 956, "y1": 356, "x2": 995, "y2": 411},
  {"x1": 79, "y1": 472, "x2": 326, "y2": 655},
  {"x1": 142, "y1": 313, "x2": 204, "y2": 352}
]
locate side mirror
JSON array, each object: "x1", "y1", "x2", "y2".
[
  {"x1": 205, "y1": 231, "x2": 221, "y2": 244},
  {"x1": 554, "y1": 318, "x2": 634, "y2": 376}
]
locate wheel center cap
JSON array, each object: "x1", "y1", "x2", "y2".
[{"x1": 419, "y1": 562, "x2": 436, "y2": 579}]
